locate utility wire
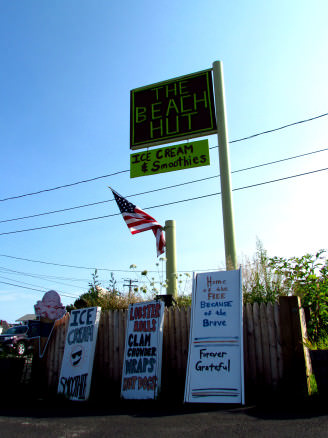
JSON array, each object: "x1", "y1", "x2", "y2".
[
  {"x1": 0, "y1": 275, "x2": 81, "y2": 297},
  {"x1": 0, "y1": 166, "x2": 326, "y2": 236},
  {"x1": 0, "y1": 254, "x2": 152, "y2": 272},
  {"x1": 0, "y1": 268, "x2": 86, "y2": 290},
  {"x1": 1, "y1": 146, "x2": 327, "y2": 224},
  {"x1": 229, "y1": 112, "x2": 328, "y2": 144},
  {"x1": 0, "y1": 280, "x2": 79, "y2": 298},
  {"x1": 0, "y1": 199, "x2": 113, "y2": 223},
  {"x1": 0, "y1": 254, "x2": 218, "y2": 274},
  {"x1": 0, "y1": 265, "x2": 91, "y2": 282},
  {"x1": 0, "y1": 169, "x2": 128, "y2": 202},
  {"x1": 0, "y1": 112, "x2": 327, "y2": 203},
  {"x1": 231, "y1": 148, "x2": 328, "y2": 173}
]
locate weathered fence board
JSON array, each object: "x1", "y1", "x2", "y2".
[
  {"x1": 274, "y1": 302, "x2": 284, "y2": 380},
  {"x1": 38, "y1": 298, "x2": 310, "y2": 399},
  {"x1": 279, "y1": 296, "x2": 309, "y2": 394},
  {"x1": 260, "y1": 303, "x2": 272, "y2": 385},
  {"x1": 245, "y1": 303, "x2": 256, "y2": 385},
  {"x1": 266, "y1": 303, "x2": 279, "y2": 387},
  {"x1": 253, "y1": 303, "x2": 264, "y2": 384},
  {"x1": 108, "y1": 310, "x2": 115, "y2": 381}
]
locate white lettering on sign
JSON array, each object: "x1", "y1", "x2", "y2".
[
  {"x1": 121, "y1": 300, "x2": 164, "y2": 400},
  {"x1": 58, "y1": 307, "x2": 101, "y2": 401}
]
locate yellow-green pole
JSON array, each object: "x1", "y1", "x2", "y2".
[
  {"x1": 165, "y1": 220, "x2": 177, "y2": 298},
  {"x1": 212, "y1": 60, "x2": 237, "y2": 270}
]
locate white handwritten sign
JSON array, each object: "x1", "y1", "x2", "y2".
[
  {"x1": 184, "y1": 269, "x2": 244, "y2": 403},
  {"x1": 58, "y1": 307, "x2": 101, "y2": 401},
  {"x1": 121, "y1": 300, "x2": 164, "y2": 399}
]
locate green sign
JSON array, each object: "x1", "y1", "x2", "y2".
[
  {"x1": 130, "y1": 139, "x2": 210, "y2": 178},
  {"x1": 130, "y1": 69, "x2": 217, "y2": 150}
]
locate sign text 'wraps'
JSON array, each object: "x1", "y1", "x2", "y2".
[{"x1": 121, "y1": 300, "x2": 164, "y2": 399}]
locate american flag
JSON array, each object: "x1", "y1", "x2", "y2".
[{"x1": 110, "y1": 188, "x2": 166, "y2": 257}]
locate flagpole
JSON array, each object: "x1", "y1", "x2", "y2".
[{"x1": 164, "y1": 220, "x2": 177, "y2": 298}]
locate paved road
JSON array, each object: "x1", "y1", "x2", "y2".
[{"x1": 1, "y1": 396, "x2": 328, "y2": 438}]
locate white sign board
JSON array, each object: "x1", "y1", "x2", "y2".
[
  {"x1": 184, "y1": 269, "x2": 244, "y2": 403},
  {"x1": 121, "y1": 300, "x2": 164, "y2": 399},
  {"x1": 58, "y1": 307, "x2": 101, "y2": 401}
]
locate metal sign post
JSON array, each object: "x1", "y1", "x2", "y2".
[
  {"x1": 212, "y1": 61, "x2": 237, "y2": 270},
  {"x1": 164, "y1": 220, "x2": 177, "y2": 298}
]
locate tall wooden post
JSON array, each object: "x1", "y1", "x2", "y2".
[
  {"x1": 212, "y1": 61, "x2": 237, "y2": 270},
  {"x1": 165, "y1": 220, "x2": 177, "y2": 298}
]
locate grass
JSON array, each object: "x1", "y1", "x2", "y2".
[
  {"x1": 307, "y1": 373, "x2": 318, "y2": 396},
  {"x1": 304, "y1": 331, "x2": 328, "y2": 350}
]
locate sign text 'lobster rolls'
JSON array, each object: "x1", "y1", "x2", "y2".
[{"x1": 121, "y1": 300, "x2": 164, "y2": 399}]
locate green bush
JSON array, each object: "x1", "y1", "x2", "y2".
[
  {"x1": 242, "y1": 243, "x2": 328, "y2": 343},
  {"x1": 66, "y1": 269, "x2": 145, "y2": 311},
  {"x1": 269, "y1": 250, "x2": 328, "y2": 342},
  {"x1": 242, "y1": 240, "x2": 290, "y2": 304},
  {"x1": 175, "y1": 294, "x2": 192, "y2": 308}
]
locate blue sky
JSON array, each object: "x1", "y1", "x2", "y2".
[{"x1": 1, "y1": 0, "x2": 327, "y2": 323}]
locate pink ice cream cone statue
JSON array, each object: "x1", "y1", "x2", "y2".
[{"x1": 34, "y1": 290, "x2": 66, "y2": 320}]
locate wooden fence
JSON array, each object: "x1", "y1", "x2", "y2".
[{"x1": 37, "y1": 296, "x2": 311, "y2": 400}]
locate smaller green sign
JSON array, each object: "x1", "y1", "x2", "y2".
[{"x1": 130, "y1": 139, "x2": 210, "y2": 178}]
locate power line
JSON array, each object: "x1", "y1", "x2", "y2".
[
  {"x1": 0, "y1": 275, "x2": 81, "y2": 297},
  {"x1": 0, "y1": 266, "x2": 89, "y2": 282},
  {"x1": 0, "y1": 211, "x2": 121, "y2": 235},
  {"x1": 0, "y1": 254, "x2": 134, "y2": 272},
  {"x1": 231, "y1": 147, "x2": 328, "y2": 173},
  {"x1": 0, "y1": 254, "x2": 218, "y2": 274},
  {"x1": 232, "y1": 167, "x2": 328, "y2": 192},
  {"x1": 0, "y1": 267, "x2": 86, "y2": 289},
  {"x1": 0, "y1": 198, "x2": 114, "y2": 223},
  {"x1": 1, "y1": 112, "x2": 327, "y2": 203},
  {"x1": 0, "y1": 280, "x2": 79, "y2": 299},
  {"x1": 0, "y1": 169, "x2": 128, "y2": 202},
  {"x1": 229, "y1": 112, "x2": 328, "y2": 144},
  {"x1": 0, "y1": 166, "x2": 327, "y2": 236},
  {"x1": 1, "y1": 146, "x2": 327, "y2": 224}
]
